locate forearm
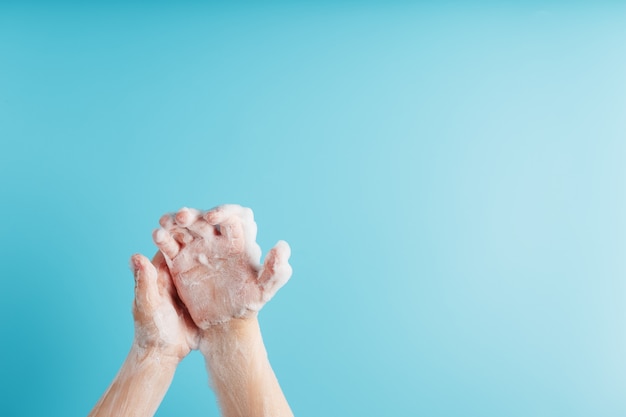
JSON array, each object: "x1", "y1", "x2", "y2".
[
  {"x1": 200, "y1": 317, "x2": 293, "y2": 417},
  {"x1": 88, "y1": 343, "x2": 179, "y2": 417}
]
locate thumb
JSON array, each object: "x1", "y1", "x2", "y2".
[
  {"x1": 257, "y1": 240, "x2": 293, "y2": 302},
  {"x1": 131, "y1": 253, "x2": 160, "y2": 313}
]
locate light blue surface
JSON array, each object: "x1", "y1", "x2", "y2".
[{"x1": 1, "y1": 2, "x2": 625, "y2": 416}]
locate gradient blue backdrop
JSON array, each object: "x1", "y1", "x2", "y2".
[{"x1": 1, "y1": 2, "x2": 625, "y2": 416}]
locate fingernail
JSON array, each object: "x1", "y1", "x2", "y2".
[{"x1": 176, "y1": 208, "x2": 189, "y2": 225}]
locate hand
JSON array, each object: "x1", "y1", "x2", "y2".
[
  {"x1": 130, "y1": 252, "x2": 200, "y2": 360},
  {"x1": 152, "y1": 204, "x2": 292, "y2": 328}
]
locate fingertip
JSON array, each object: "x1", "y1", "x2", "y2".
[
  {"x1": 204, "y1": 208, "x2": 222, "y2": 225},
  {"x1": 132, "y1": 256, "x2": 159, "y2": 311},
  {"x1": 130, "y1": 254, "x2": 142, "y2": 275},
  {"x1": 159, "y1": 214, "x2": 174, "y2": 228},
  {"x1": 131, "y1": 253, "x2": 151, "y2": 274},
  {"x1": 262, "y1": 241, "x2": 293, "y2": 287},
  {"x1": 266, "y1": 241, "x2": 290, "y2": 267},
  {"x1": 153, "y1": 228, "x2": 180, "y2": 259},
  {"x1": 175, "y1": 207, "x2": 191, "y2": 226},
  {"x1": 242, "y1": 206, "x2": 254, "y2": 221},
  {"x1": 153, "y1": 228, "x2": 167, "y2": 243},
  {"x1": 275, "y1": 240, "x2": 291, "y2": 258}
]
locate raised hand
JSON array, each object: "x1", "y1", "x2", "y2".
[
  {"x1": 130, "y1": 252, "x2": 200, "y2": 359},
  {"x1": 152, "y1": 204, "x2": 292, "y2": 328},
  {"x1": 89, "y1": 253, "x2": 201, "y2": 417}
]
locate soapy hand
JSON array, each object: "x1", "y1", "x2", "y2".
[
  {"x1": 152, "y1": 204, "x2": 292, "y2": 328},
  {"x1": 130, "y1": 252, "x2": 200, "y2": 359}
]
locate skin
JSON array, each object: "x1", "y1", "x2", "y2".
[
  {"x1": 88, "y1": 252, "x2": 200, "y2": 417},
  {"x1": 153, "y1": 204, "x2": 294, "y2": 417}
]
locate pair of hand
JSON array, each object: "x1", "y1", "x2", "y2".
[{"x1": 130, "y1": 204, "x2": 293, "y2": 360}]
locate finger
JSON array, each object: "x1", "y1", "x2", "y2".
[
  {"x1": 174, "y1": 207, "x2": 204, "y2": 228},
  {"x1": 186, "y1": 217, "x2": 219, "y2": 240},
  {"x1": 157, "y1": 208, "x2": 200, "y2": 245},
  {"x1": 204, "y1": 204, "x2": 230, "y2": 225},
  {"x1": 221, "y1": 217, "x2": 245, "y2": 253},
  {"x1": 174, "y1": 206, "x2": 219, "y2": 240},
  {"x1": 131, "y1": 254, "x2": 160, "y2": 312},
  {"x1": 163, "y1": 209, "x2": 213, "y2": 247},
  {"x1": 205, "y1": 205, "x2": 253, "y2": 253},
  {"x1": 152, "y1": 228, "x2": 181, "y2": 259},
  {"x1": 151, "y1": 250, "x2": 176, "y2": 296},
  {"x1": 159, "y1": 213, "x2": 175, "y2": 229},
  {"x1": 205, "y1": 204, "x2": 252, "y2": 225},
  {"x1": 160, "y1": 212, "x2": 191, "y2": 243},
  {"x1": 258, "y1": 240, "x2": 292, "y2": 300}
]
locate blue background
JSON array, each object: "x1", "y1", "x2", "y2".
[{"x1": 1, "y1": 2, "x2": 625, "y2": 416}]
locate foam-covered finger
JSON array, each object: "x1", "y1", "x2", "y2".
[
  {"x1": 152, "y1": 228, "x2": 180, "y2": 259},
  {"x1": 175, "y1": 207, "x2": 204, "y2": 228},
  {"x1": 205, "y1": 204, "x2": 249, "y2": 225},
  {"x1": 221, "y1": 217, "x2": 245, "y2": 252},
  {"x1": 132, "y1": 254, "x2": 160, "y2": 311},
  {"x1": 258, "y1": 240, "x2": 293, "y2": 291},
  {"x1": 159, "y1": 213, "x2": 176, "y2": 229},
  {"x1": 186, "y1": 217, "x2": 218, "y2": 240},
  {"x1": 242, "y1": 214, "x2": 258, "y2": 247},
  {"x1": 151, "y1": 250, "x2": 176, "y2": 296},
  {"x1": 159, "y1": 211, "x2": 193, "y2": 244},
  {"x1": 204, "y1": 205, "x2": 247, "y2": 251}
]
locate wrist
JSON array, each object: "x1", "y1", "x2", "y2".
[
  {"x1": 195, "y1": 316, "x2": 293, "y2": 417},
  {"x1": 129, "y1": 340, "x2": 182, "y2": 370},
  {"x1": 198, "y1": 316, "x2": 263, "y2": 357}
]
